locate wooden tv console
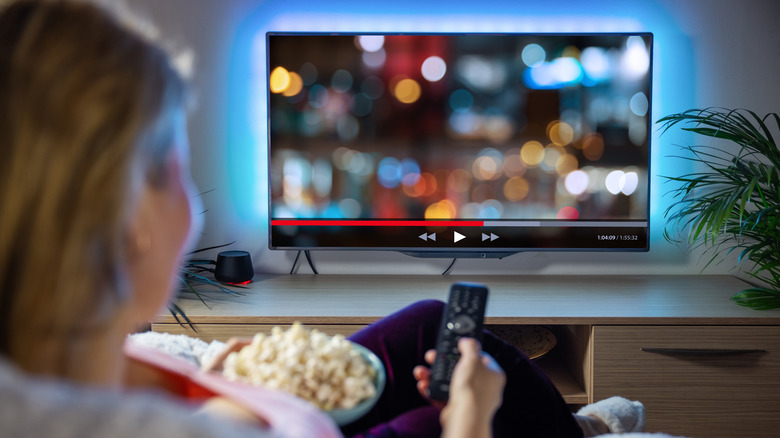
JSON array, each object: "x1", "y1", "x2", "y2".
[{"x1": 151, "y1": 274, "x2": 780, "y2": 438}]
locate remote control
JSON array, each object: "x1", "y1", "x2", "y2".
[{"x1": 428, "y1": 282, "x2": 489, "y2": 401}]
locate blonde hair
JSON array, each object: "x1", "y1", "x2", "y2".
[{"x1": 0, "y1": 0, "x2": 188, "y2": 378}]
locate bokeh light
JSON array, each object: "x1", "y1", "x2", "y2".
[
  {"x1": 520, "y1": 140, "x2": 545, "y2": 167},
  {"x1": 605, "y1": 170, "x2": 625, "y2": 195},
  {"x1": 361, "y1": 76, "x2": 384, "y2": 99},
  {"x1": 331, "y1": 69, "x2": 354, "y2": 93},
  {"x1": 521, "y1": 43, "x2": 545, "y2": 67},
  {"x1": 362, "y1": 49, "x2": 387, "y2": 69},
  {"x1": 582, "y1": 132, "x2": 605, "y2": 161},
  {"x1": 556, "y1": 153, "x2": 579, "y2": 176},
  {"x1": 548, "y1": 120, "x2": 574, "y2": 146},
  {"x1": 503, "y1": 176, "x2": 530, "y2": 201},
  {"x1": 621, "y1": 36, "x2": 650, "y2": 79},
  {"x1": 270, "y1": 66, "x2": 291, "y2": 93},
  {"x1": 356, "y1": 35, "x2": 385, "y2": 52},
  {"x1": 393, "y1": 77, "x2": 422, "y2": 104},
  {"x1": 377, "y1": 157, "x2": 402, "y2": 188},
  {"x1": 447, "y1": 169, "x2": 472, "y2": 193},
  {"x1": 281, "y1": 71, "x2": 303, "y2": 97},
  {"x1": 421, "y1": 56, "x2": 447, "y2": 82},
  {"x1": 557, "y1": 206, "x2": 580, "y2": 220},
  {"x1": 299, "y1": 62, "x2": 318, "y2": 85},
  {"x1": 629, "y1": 92, "x2": 649, "y2": 117},
  {"x1": 621, "y1": 171, "x2": 639, "y2": 195},
  {"x1": 564, "y1": 170, "x2": 589, "y2": 195},
  {"x1": 449, "y1": 89, "x2": 474, "y2": 113},
  {"x1": 425, "y1": 200, "x2": 456, "y2": 219},
  {"x1": 580, "y1": 47, "x2": 610, "y2": 81},
  {"x1": 503, "y1": 148, "x2": 527, "y2": 177}
]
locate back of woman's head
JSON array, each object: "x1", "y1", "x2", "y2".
[{"x1": 0, "y1": 0, "x2": 188, "y2": 377}]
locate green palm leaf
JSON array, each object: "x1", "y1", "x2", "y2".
[{"x1": 661, "y1": 107, "x2": 780, "y2": 309}]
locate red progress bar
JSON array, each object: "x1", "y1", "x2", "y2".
[{"x1": 272, "y1": 219, "x2": 484, "y2": 227}]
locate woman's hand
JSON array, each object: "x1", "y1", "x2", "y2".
[{"x1": 413, "y1": 338, "x2": 506, "y2": 438}]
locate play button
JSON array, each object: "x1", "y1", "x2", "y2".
[{"x1": 453, "y1": 231, "x2": 465, "y2": 243}]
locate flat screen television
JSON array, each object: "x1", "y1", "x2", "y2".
[{"x1": 267, "y1": 32, "x2": 652, "y2": 258}]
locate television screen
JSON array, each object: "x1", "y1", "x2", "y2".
[{"x1": 267, "y1": 32, "x2": 652, "y2": 257}]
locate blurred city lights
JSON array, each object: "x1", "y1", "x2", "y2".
[{"x1": 267, "y1": 34, "x2": 651, "y2": 224}]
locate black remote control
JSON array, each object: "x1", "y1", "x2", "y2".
[{"x1": 428, "y1": 282, "x2": 489, "y2": 402}]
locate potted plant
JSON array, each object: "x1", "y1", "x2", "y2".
[
  {"x1": 169, "y1": 241, "x2": 247, "y2": 327},
  {"x1": 659, "y1": 107, "x2": 780, "y2": 310}
]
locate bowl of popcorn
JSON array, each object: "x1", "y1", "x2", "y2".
[{"x1": 221, "y1": 322, "x2": 386, "y2": 426}]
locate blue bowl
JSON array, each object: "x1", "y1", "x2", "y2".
[{"x1": 326, "y1": 342, "x2": 386, "y2": 426}]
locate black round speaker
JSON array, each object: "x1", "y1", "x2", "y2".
[{"x1": 214, "y1": 250, "x2": 254, "y2": 284}]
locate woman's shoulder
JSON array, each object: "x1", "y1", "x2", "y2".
[{"x1": 0, "y1": 357, "x2": 274, "y2": 438}]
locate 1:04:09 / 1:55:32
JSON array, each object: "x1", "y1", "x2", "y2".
[{"x1": 597, "y1": 235, "x2": 639, "y2": 241}]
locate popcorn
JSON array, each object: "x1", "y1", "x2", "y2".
[{"x1": 222, "y1": 322, "x2": 377, "y2": 410}]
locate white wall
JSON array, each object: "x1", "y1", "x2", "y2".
[{"x1": 129, "y1": 0, "x2": 780, "y2": 276}]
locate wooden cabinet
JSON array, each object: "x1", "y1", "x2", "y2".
[
  {"x1": 592, "y1": 326, "x2": 780, "y2": 437},
  {"x1": 152, "y1": 274, "x2": 780, "y2": 437}
]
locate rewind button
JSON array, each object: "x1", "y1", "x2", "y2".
[{"x1": 419, "y1": 232, "x2": 437, "y2": 242}]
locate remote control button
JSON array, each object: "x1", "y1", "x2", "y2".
[{"x1": 450, "y1": 314, "x2": 476, "y2": 334}]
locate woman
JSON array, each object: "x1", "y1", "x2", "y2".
[{"x1": 0, "y1": 1, "x2": 634, "y2": 437}]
